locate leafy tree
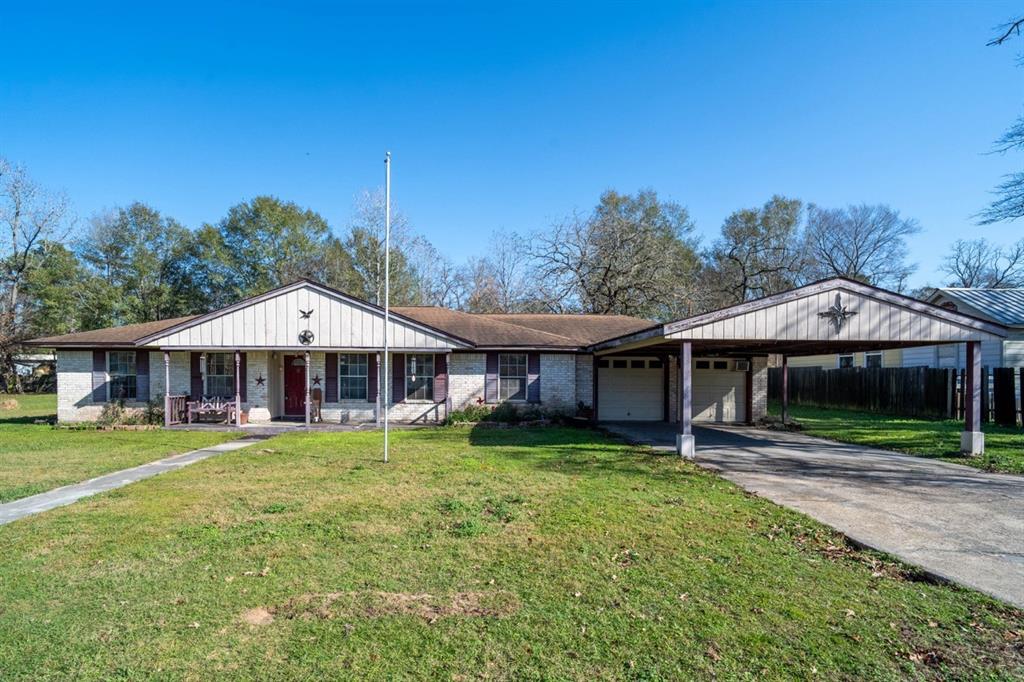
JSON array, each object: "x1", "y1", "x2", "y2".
[
  {"x1": 20, "y1": 242, "x2": 89, "y2": 338},
  {"x1": 0, "y1": 158, "x2": 71, "y2": 391},
  {"x1": 707, "y1": 195, "x2": 807, "y2": 304},
  {"x1": 804, "y1": 203, "x2": 920, "y2": 291},
  {"x1": 531, "y1": 190, "x2": 701, "y2": 319},
  {"x1": 77, "y1": 203, "x2": 202, "y2": 325}
]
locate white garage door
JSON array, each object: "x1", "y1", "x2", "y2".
[
  {"x1": 598, "y1": 357, "x2": 664, "y2": 421},
  {"x1": 693, "y1": 358, "x2": 746, "y2": 423}
]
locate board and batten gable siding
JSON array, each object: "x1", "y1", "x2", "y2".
[
  {"x1": 144, "y1": 284, "x2": 461, "y2": 350},
  {"x1": 666, "y1": 287, "x2": 1002, "y2": 344}
]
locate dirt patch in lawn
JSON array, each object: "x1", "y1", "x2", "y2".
[
  {"x1": 0, "y1": 398, "x2": 18, "y2": 411},
  {"x1": 252, "y1": 590, "x2": 520, "y2": 624}
]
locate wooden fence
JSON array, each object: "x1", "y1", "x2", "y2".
[{"x1": 767, "y1": 366, "x2": 1024, "y2": 427}]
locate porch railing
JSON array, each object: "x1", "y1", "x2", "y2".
[{"x1": 165, "y1": 394, "x2": 188, "y2": 426}]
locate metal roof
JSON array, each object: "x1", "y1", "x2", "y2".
[{"x1": 935, "y1": 288, "x2": 1024, "y2": 327}]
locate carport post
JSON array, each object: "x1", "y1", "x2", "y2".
[
  {"x1": 781, "y1": 355, "x2": 789, "y2": 425},
  {"x1": 677, "y1": 340, "x2": 694, "y2": 458},
  {"x1": 961, "y1": 341, "x2": 984, "y2": 455}
]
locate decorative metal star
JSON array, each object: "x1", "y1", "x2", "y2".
[
  {"x1": 298, "y1": 329, "x2": 315, "y2": 345},
  {"x1": 255, "y1": 374, "x2": 266, "y2": 387},
  {"x1": 300, "y1": 308, "x2": 314, "y2": 319},
  {"x1": 818, "y1": 293, "x2": 858, "y2": 331},
  {"x1": 312, "y1": 374, "x2": 322, "y2": 386}
]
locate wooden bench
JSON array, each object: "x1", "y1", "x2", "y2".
[{"x1": 187, "y1": 397, "x2": 238, "y2": 425}]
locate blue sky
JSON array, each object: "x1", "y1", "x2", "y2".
[{"x1": 2, "y1": 1, "x2": 1021, "y2": 288}]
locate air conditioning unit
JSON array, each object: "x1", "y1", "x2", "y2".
[{"x1": 734, "y1": 360, "x2": 751, "y2": 372}]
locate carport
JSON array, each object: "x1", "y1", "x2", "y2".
[{"x1": 589, "y1": 278, "x2": 1008, "y2": 457}]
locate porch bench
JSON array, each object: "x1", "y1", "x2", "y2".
[{"x1": 187, "y1": 398, "x2": 238, "y2": 424}]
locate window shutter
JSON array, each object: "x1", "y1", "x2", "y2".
[
  {"x1": 190, "y1": 352, "x2": 203, "y2": 399},
  {"x1": 136, "y1": 351, "x2": 150, "y2": 402},
  {"x1": 527, "y1": 352, "x2": 541, "y2": 404},
  {"x1": 485, "y1": 352, "x2": 499, "y2": 403},
  {"x1": 91, "y1": 350, "x2": 107, "y2": 403},
  {"x1": 239, "y1": 352, "x2": 248, "y2": 402},
  {"x1": 325, "y1": 352, "x2": 338, "y2": 403},
  {"x1": 392, "y1": 353, "x2": 405, "y2": 404},
  {"x1": 367, "y1": 353, "x2": 378, "y2": 403},
  {"x1": 434, "y1": 353, "x2": 447, "y2": 403}
]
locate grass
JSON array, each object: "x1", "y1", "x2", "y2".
[
  {"x1": 770, "y1": 402, "x2": 1024, "y2": 475},
  {"x1": 0, "y1": 426, "x2": 1020, "y2": 679},
  {"x1": 0, "y1": 394, "x2": 238, "y2": 502}
]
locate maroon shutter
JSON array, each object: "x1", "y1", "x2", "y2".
[
  {"x1": 434, "y1": 353, "x2": 447, "y2": 403},
  {"x1": 392, "y1": 354, "x2": 405, "y2": 404},
  {"x1": 485, "y1": 352, "x2": 499, "y2": 403},
  {"x1": 367, "y1": 353, "x2": 378, "y2": 403},
  {"x1": 190, "y1": 352, "x2": 203, "y2": 399},
  {"x1": 239, "y1": 352, "x2": 248, "y2": 402},
  {"x1": 325, "y1": 352, "x2": 338, "y2": 403},
  {"x1": 91, "y1": 350, "x2": 107, "y2": 403},
  {"x1": 136, "y1": 351, "x2": 150, "y2": 402},
  {"x1": 527, "y1": 352, "x2": 541, "y2": 404}
]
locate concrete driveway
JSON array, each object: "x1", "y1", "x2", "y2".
[{"x1": 602, "y1": 421, "x2": 1024, "y2": 608}]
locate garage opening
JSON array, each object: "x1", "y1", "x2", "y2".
[
  {"x1": 597, "y1": 356, "x2": 663, "y2": 421},
  {"x1": 693, "y1": 358, "x2": 748, "y2": 423}
]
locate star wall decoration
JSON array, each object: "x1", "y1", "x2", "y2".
[
  {"x1": 255, "y1": 374, "x2": 266, "y2": 387},
  {"x1": 818, "y1": 293, "x2": 858, "y2": 332},
  {"x1": 298, "y1": 329, "x2": 315, "y2": 345},
  {"x1": 312, "y1": 374, "x2": 322, "y2": 386}
]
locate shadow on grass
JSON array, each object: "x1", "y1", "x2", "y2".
[{"x1": 0, "y1": 414, "x2": 55, "y2": 425}]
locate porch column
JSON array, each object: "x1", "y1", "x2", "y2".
[
  {"x1": 961, "y1": 341, "x2": 984, "y2": 455},
  {"x1": 677, "y1": 340, "x2": 694, "y2": 458},
  {"x1": 163, "y1": 351, "x2": 171, "y2": 428},
  {"x1": 304, "y1": 350, "x2": 311, "y2": 427},
  {"x1": 234, "y1": 350, "x2": 242, "y2": 427},
  {"x1": 781, "y1": 355, "x2": 789, "y2": 425},
  {"x1": 375, "y1": 351, "x2": 382, "y2": 427}
]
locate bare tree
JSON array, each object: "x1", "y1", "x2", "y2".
[
  {"x1": 940, "y1": 238, "x2": 1024, "y2": 287},
  {"x1": 462, "y1": 231, "x2": 532, "y2": 312},
  {"x1": 0, "y1": 159, "x2": 71, "y2": 391},
  {"x1": 804, "y1": 203, "x2": 920, "y2": 291},
  {"x1": 979, "y1": 16, "x2": 1024, "y2": 224}
]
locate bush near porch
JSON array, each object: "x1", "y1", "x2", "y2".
[
  {"x1": 0, "y1": 394, "x2": 238, "y2": 503},
  {"x1": 0, "y1": 427, "x2": 1021, "y2": 679},
  {"x1": 769, "y1": 401, "x2": 1024, "y2": 475}
]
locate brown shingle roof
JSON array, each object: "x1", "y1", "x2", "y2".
[
  {"x1": 393, "y1": 307, "x2": 653, "y2": 348},
  {"x1": 26, "y1": 315, "x2": 199, "y2": 347}
]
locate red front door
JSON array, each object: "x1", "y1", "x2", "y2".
[{"x1": 284, "y1": 355, "x2": 306, "y2": 416}]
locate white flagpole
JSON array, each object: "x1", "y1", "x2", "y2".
[{"x1": 383, "y1": 151, "x2": 391, "y2": 464}]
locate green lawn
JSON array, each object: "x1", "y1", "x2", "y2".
[
  {"x1": 0, "y1": 394, "x2": 238, "y2": 502},
  {"x1": 0, "y1": 427, "x2": 1020, "y2": 679},
  {"x1": 770, "y1": 402, "x2": 1024, "y2": 475}
]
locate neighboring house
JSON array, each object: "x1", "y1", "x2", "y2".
[
  {"x1": 28, "y1": 277, "x2": 1006, "y2": 455},
  {"x1": 786, "y1": 288, "x2": 1024, "y2": 371}
]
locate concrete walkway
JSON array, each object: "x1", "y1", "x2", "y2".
[
  {"x1": 0, "y1": 438, "x2": 263, "y2": 526},
  {"x1": 602, "y1": 421, "x2": 1024, "y2": 608}
]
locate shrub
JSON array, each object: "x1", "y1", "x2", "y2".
[{"x1": 445, "y1": 404, "x2": 493, "y2": 425}]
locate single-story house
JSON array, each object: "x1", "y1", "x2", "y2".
[
  {"x1": 28, "y1": 277, "x2": 1007, "y2": 455},
  {"x1": 787, "y1": 287, "x2": 1024, "y2": 371}
]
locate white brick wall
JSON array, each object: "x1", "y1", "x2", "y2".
[
  {"x1": 449, "y1": 352, "x2": 485, "y2": 410},
  {"x1": 751, "y1": 355, "x2": 768, "y2": 421},
  {"x1": 57, "y1": 350, "x2": 101, "y2": 422},
  {"x1": 540, "y1": 353, "x2": 575, "y2": 410},
  {"x1": 575, "y1": 354, "x2": 593, "y2": 409}
]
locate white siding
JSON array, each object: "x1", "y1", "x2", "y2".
[{"x1": 147, "y1": 284, "x2": 460, "y2": 350}]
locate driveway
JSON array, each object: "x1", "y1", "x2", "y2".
[{"x1": 602, "y1": 421, "x2": 1024, "y2": 608}]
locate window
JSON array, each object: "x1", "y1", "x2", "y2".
[
  {"x1": 499, "y1": 353, "x2": 528, "y2": 401},
  {"x1": 865, "y1": 352, "x2": 883, "y2": 369},
  {"x1": 713, "y1": 360, "x2": 728, "y2": 370},
  {"x1": 339, "y1": 353, "x2": 368, "y2": 400},
  {"x1": 108, "y1": 351, "x2": 137, "y2": 401},
  {"x1": 598, "y1": 359, "x2": 610, "y2": 368},
  {"x1": 649, "y1": 360, "x2": 663, "y2": 369},
  {"x1": 205, "y1": 352, "x2": 235, "y2": 398},
  {"x1": 838, "y1": 355, "x2": 855, "y2": 369},
  {"x1": 405, "y1": 354, "x2": 434, "y2": 401},
  {"x1": 612, "y1": 359, "x2": 627, "y2": 369},
  {"x1": 631, "y1": 360, "x2": 646, "y2": 369},
  {"x1": 695, "y1": 360, "x2": 710, "y2": 369}
]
